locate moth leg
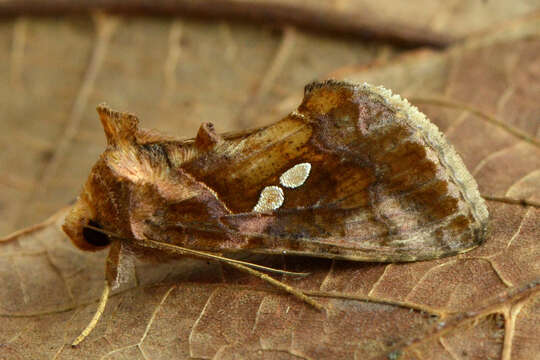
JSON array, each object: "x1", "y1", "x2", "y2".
[
  {"x1": 71, "y1": 280, "x2": 110, "y2": 346},
  {"x1": 224, "y1": 262, "x2": 324, "y2": 311}
]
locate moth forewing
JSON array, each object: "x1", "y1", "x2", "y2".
[{"x1": 62, "y1": 80, "x2": 488, "y2": 345}]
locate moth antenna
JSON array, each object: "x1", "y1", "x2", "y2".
[
  {"x1": 71, "y1": 280, "x2": 110, "y2": 347},
  {"x1": 81, "y1": 226, "x2": 322, "y2": 310},
  {"x1": 139, "y1": 237, "x2": 323, "y2": 310},
  {"x1": 83, "y1": 224, "x2": 311, "y2": 277},
  {"x1": 143, "y1": 238, "x2": 312, "y2": 277},
  {"x1": 96, "y1": 104, "x2": 139, "y2": 146},
  {"x1": 224, "y1": 261, "x2": 323, "y2": 310}
]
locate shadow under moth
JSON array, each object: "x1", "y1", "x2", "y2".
[{"x1": 62, "y1": 80, "x2": 489, "y2": 346}]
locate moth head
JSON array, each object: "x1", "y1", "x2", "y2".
[
  {"x1": 63, "y1": 104, "x2": 141, "y2": 251},
  {"x1": 63, "y1": 186, "x2": 113, "y2": 251}
]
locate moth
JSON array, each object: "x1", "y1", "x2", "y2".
[{"x1": 63, "y1": 80, "x2": 489, "y2": 345}]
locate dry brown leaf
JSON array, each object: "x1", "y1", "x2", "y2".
[{"x1": 1, "y1": 9, "x2": 540, "y2": 360}]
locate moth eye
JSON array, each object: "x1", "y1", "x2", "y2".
[
  {"x1": 253, "y1": 186, "x2": 285, "y2": 213},
  {"x1": 82, "y1": 220, "x2": 111, "y2": 247},
  {"x1": 280, "y1": 162, "x2": 311, "y2": 188}
]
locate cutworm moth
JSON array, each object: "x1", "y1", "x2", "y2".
[{"x1": 63, "y1": 80, "x2": 489, "y2": 345}]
